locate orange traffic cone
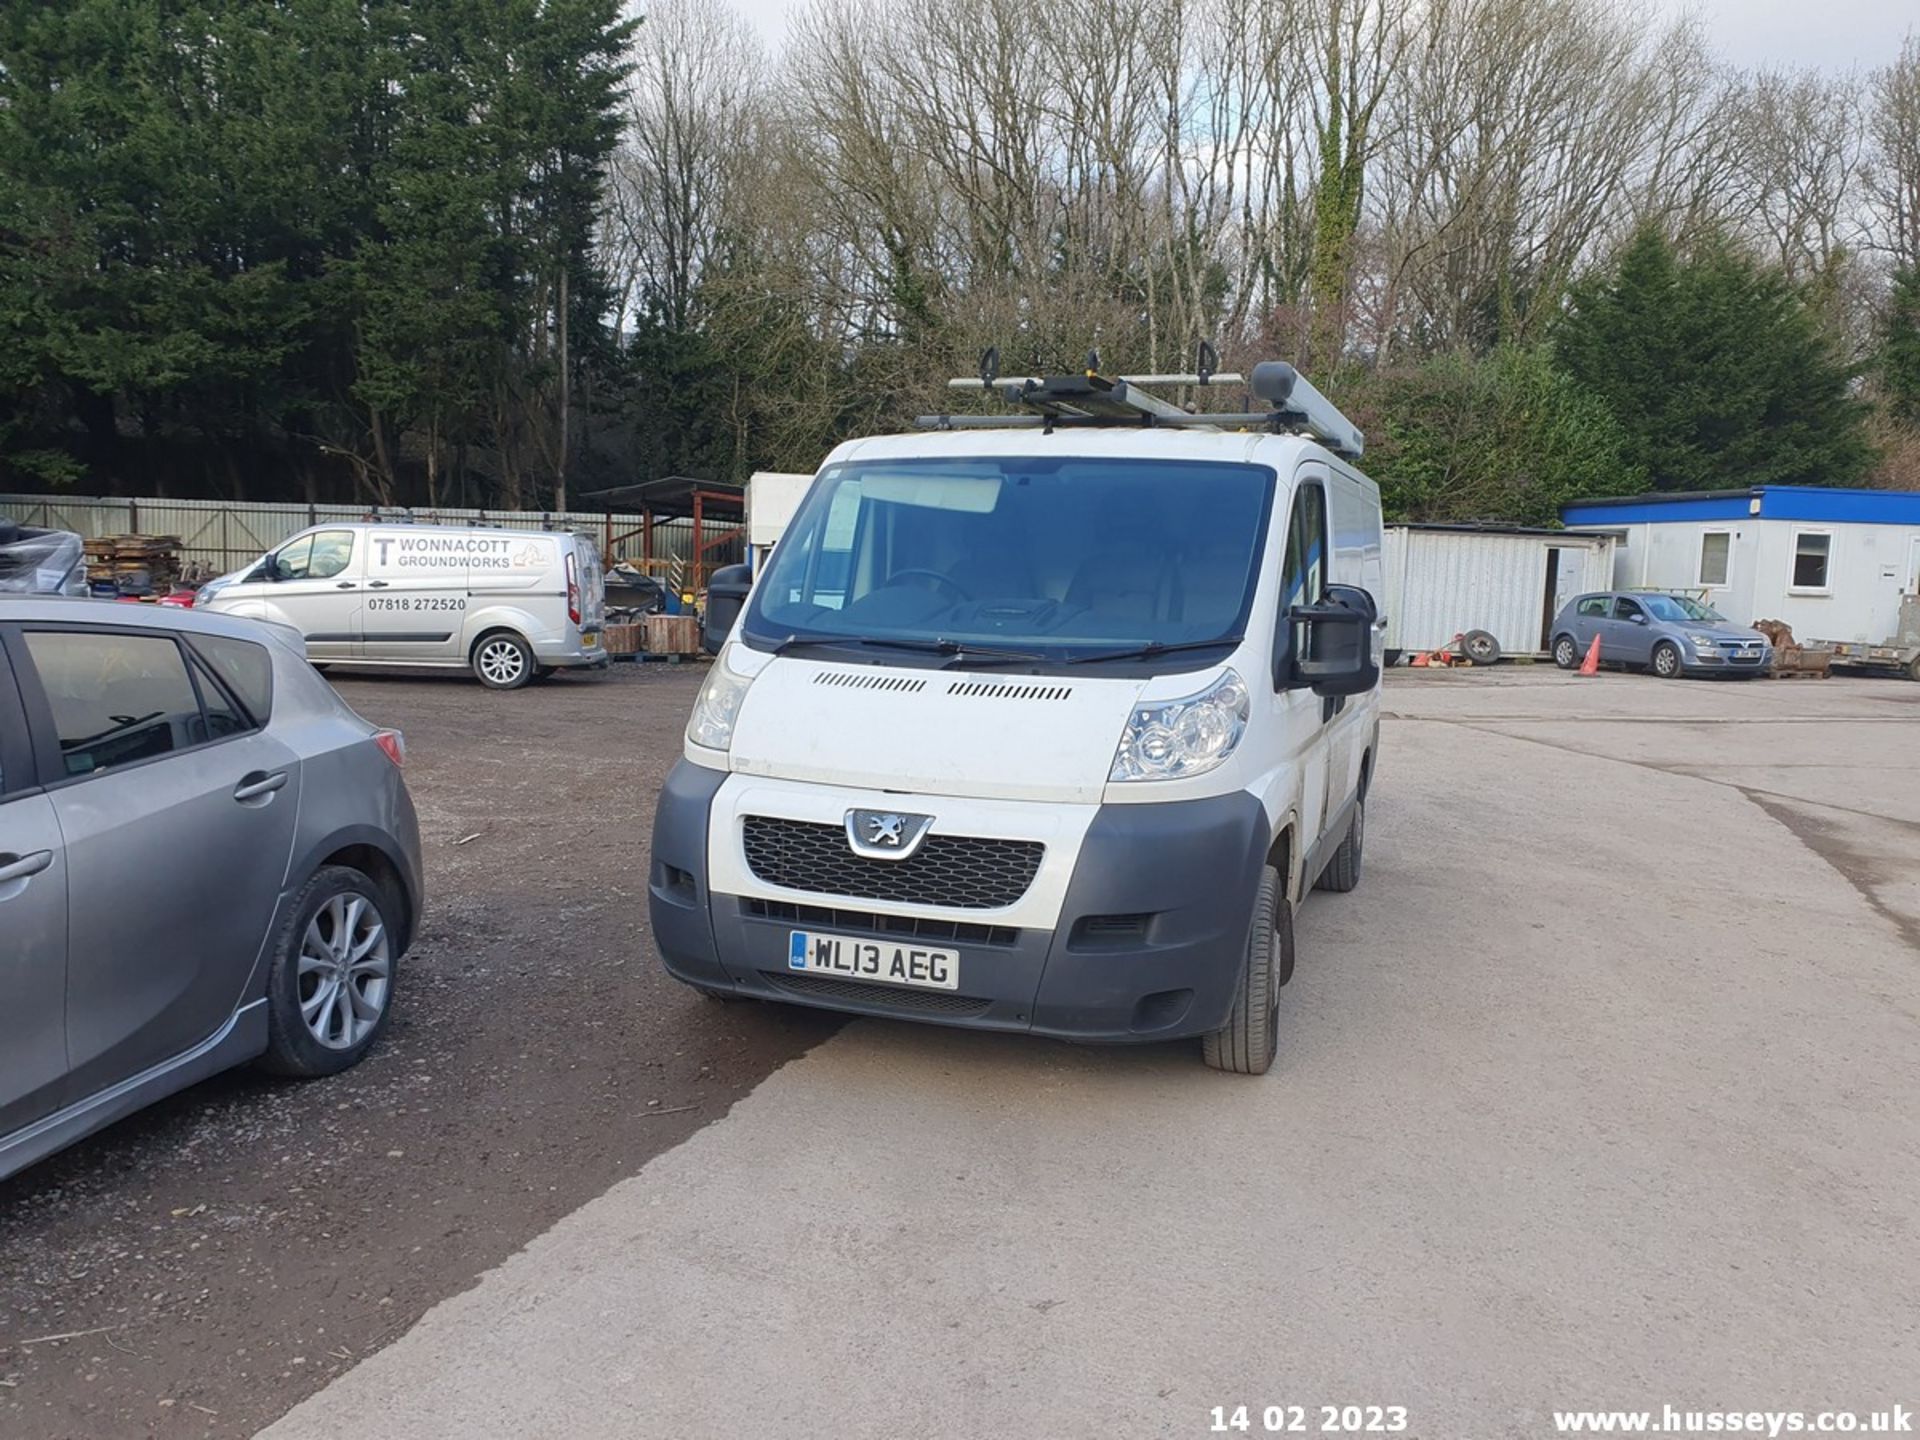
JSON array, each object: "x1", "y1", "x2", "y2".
[{"x1": 1577, "y1": 634, "x2": 1601, "y2": 676}]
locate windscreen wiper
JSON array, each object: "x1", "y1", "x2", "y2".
[
  {"x1": 1065, "y1": 635, "x2": 1245, "y2": 665},
  {"x1": 762, "y1": 634, "x2": 1048, "y2": 665},
  {"x1": 852, "y1": 637, "x2": 1049, "y2": 665}
]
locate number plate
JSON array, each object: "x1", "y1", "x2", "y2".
[{"x1": 787, "y1": 930, "x2": 960, "y2": 991}]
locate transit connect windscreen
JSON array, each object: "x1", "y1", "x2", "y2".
[{"x1": 740, "y1": 457, "x2": 1275, "y2": 662}]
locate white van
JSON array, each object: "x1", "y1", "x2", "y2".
[
  {"x1": 649, "y1": 361, "x2": 1384, "y2": 1073},
  {"x1": 197, "y1": 522, "x2": 607, "y2": 689}
]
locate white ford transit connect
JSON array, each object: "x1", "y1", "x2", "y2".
[
  {"x1": 649, "y1": 360, "x2": 1383, "y2": 1072},
  {"x1": 198, "y1": 522, "x2": 607, "y2": 689}
]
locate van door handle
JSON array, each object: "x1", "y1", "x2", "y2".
[
  {"x1": 0, "y1": 850, "x2": 53, "y2": 885},
  {"x1": 233, "y1": 770, "x2": 289, "y2": 802},
  {"x1": 367, "y1": 581, "x2": 389, "y2": 589},
  {"x1": 336, "y1": 581, "x2": 357, "y2": 589}
]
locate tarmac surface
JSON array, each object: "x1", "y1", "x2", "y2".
[{"x1": 241, "y1": 666, "x2": 1919, "y2": 1440}]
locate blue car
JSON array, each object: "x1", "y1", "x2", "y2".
[{"x1": 1550, "y1": 591, "x2": 1773, "y2": 678}]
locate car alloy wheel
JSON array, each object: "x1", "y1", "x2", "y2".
[
  {"x1": 297, "y1": 890, "x2": 392, "y2": 1050},
  {"x1": 1553, "y1": 636, "x2": 1578, "y2": 669},
  {"x1": 477, "y1": 636, "x2": 528, "y2": 688},
  {"x1": 1653, "y1": 642, "x2": 1682, "y2": 679}
]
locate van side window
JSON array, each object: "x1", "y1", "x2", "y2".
[
  {"x1": 1280, "y1": 483, "x2": 1329, "y2": 612},
  {"x1": 1576, "y1": 596, "x2": 1609, "y2": 617},
  {"x1": 22, "y1": 631, "x2": 220, "y2": 777},
  {"x1": 304, "y1": 531, "x2": 355, "y2": 580}
]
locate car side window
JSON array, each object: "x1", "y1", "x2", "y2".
[
  {"x1": 22, "y1": 631, "x2": 231, "y2": 778},
  {"x1": 1576, "y1": 596, "x2": 1609, "y2": 618},
  {"x1": 1614, "y1": 597, "x2": 1644, "y2": 621},
  {"x1": 188, "y1": 634, "x2": 274, "y2": 727}
]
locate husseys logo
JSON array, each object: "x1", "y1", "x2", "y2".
[{"x1": 372, "y1": 534, "x2": 552, "y2": 573}]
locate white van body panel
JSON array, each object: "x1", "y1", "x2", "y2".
[{"x1": 201, "y1": 522, "x2": 607, "y2": 678}]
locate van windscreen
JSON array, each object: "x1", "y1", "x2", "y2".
[{"x1": 739, "y1": 457, "x2": 1274, "y2": 664}]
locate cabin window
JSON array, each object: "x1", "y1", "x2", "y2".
[
  {"x1": 1789, "y1": 531, "x2": 1831, "y2": 592},
  {"x1": 1698, "y1": 531, "x2": 1731, "y2": 588}
]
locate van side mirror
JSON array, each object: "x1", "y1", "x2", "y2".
[
  {"x1": 1286, "y1": 584, "x2": 1380, "y2": 697},
  {"x1": 702, "y1": 564, "x2": 753, "y2": 655}
]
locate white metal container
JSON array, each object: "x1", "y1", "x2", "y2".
[{"x1": 1381, "y1": 525, "x2": 1615, "y2": 659}]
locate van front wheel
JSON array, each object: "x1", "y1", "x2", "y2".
[
  {"x1": 473, "y1": 632, "x2": 535, "y2": 690},
  {"x1": 1202, "y1": 865, "x2": 1290, "y2": 1076}
]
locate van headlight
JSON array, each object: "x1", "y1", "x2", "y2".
[
  {"x1": 686, "y1": 646, "x2": 756, "y2": 751},
  {"x1": 1110, "y1": 669, "x2": 1250, "y2": 782}
]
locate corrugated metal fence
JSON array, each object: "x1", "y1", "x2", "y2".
[{"x1": 0, "y1": 494, "x2": 709, "y2": 576}]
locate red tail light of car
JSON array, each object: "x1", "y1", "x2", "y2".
[{"x1": 372, "y1": 730, "x2": 406, "y2": 768}]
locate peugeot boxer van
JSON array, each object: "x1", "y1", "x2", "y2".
[
  {"x1": 198, "y1": 522, "x2": 607, "y2": 689},
  {"x1": 648, "y1": 361, "x2": 1384, "y2": 1073}
]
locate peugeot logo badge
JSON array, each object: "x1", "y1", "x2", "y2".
[{"x1": 846, "y1": 808, "x2": 934, "y2": 861}]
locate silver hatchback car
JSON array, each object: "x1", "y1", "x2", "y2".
[
  {"x1": 1550, "y1": 591, "x2": 1773, "y2": 678},
  {"x1": 1, "y1": 600, "x2": 424, "y2": 1180}
]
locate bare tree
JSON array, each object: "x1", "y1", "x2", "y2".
[{"x1": 1865, "y1": 34, "x2": 1920, "y2": 270}]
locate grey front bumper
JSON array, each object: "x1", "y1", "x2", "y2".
[{"x1": 647, "y1": 761, "x2": 1271, "y2": 1043}]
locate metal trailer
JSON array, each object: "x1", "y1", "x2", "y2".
[
  {"x1": 1380, "y1": 524, "x2": 1616, "y2": 663},
  {"x1": 1818, "y1": 594, "x2": 1920, "y2": 680}
]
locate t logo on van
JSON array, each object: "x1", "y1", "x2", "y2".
[{"x1": 845, "y1": 809, "x2": 934, "y2": 861}]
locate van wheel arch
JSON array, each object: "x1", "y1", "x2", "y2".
[{"x1": 470, "y1": 628, "x2": 536, "y2": 690}]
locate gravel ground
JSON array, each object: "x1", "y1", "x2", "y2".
[{"x1": 0, "y1": 663, "x2": 840, "y2": 1440}]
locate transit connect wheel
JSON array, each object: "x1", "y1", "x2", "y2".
[
  {"x1": 1203, "y1": 865, "x2": 1290, "y2": 1076},
  {"x1": 473, "y1": 632, "x2": 535, "y2": 690},
  {"x1": 1652, "y1": 641, "x2": 1683, "y2": 679},
  {"x1": 1552, "y1": 635, "x2": 1578, "y2": 669}
]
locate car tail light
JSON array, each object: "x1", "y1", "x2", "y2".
[
  {"x1": 373, "y1": 729, "x2": 406, "y2": 767},
  {"x1": 565, "y1": 552, "x2": 581, "y2": 626}
]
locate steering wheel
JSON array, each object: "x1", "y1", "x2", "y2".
[{"x1": 887, "y1": 568, "x2": 971, "y2": 601}]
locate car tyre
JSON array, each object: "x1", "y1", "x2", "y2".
[
  {"x1": 1552, "y1": 635, "x2": 1578, "y2": 669},
  {"x1": 259, "y1": 865, "x2": 400, "y2": 1079},
  {"x1": 1461, "y1": 629, "x2": 1500, "y2": 666},
  {"x1": 1202, "y1": 865, "x2": 1289, "y2": 1076},
  {"x1": 1315, "y1": 795, "x2": 1365, "y2": 893},
  {"x1": 472, "y1": 631, "x2": 535, "y2": 690},
  {"x1": 1652, "y1": 641, "x2": 1684, "y2": 679}
]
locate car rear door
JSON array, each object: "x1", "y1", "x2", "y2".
[
  {"x1": 15, "y1": 623, "x2": 303, "y2": 1096},
  {"x1": 0, "y1": 629, "x2": 69, "y2": 1137}
]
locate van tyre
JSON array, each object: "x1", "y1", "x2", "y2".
[
  {"x1": 1202, "y1": 865, "x2": 1290, "y2": 1076},
  {"x1": 473, "y1": 632, "x2": 535, "y2": 690},
  {"x1": 1462, "y1": 629, "x2": 1500, "y2": 665},
  {"x1": 1552, "y1": 635, "x2": 1578, "y2": 669},
  {"x1": 1316, "y1": 796, "x2": 1365, "y2": 893},
  {"x1": 1652, "y1": 641, "x2": 1683, "y2": 679},
  {"x1": 259, "y1": 865, "x2": 399, "y2": 1079}
]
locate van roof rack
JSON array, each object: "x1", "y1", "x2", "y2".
[{"x1": 916, "y1": 344, "x2": 1364, "y2": 459}]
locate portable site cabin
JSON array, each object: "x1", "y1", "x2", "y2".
[
  {"x1": 1561, "y1": 487, "x2": 1920, "y2": 673},
  {"x1": 1380, "y1": 524, "x2": 1616, "y2": 662}
]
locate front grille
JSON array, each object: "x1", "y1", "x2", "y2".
[
  {"x1": 764, "y1": 971, "x2": 993, "y2": 1016},
  {"x1": 741, "y1": 897, "x2": 1019, "y2": 947},
  {"x1": 741, "y1": 817, "x2": 1042, "y2": 910}
]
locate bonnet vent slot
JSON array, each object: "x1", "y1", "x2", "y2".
[
  {"x1": 946, "y1": 681, "x2": 1073, "y2": 701},
  {"x1": 813, "y1": 671, "x2": 928, "y2": 693}
]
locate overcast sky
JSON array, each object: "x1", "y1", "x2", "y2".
[{"x1": 724, "y1": 0, "x2": 1912, "y2": 73}]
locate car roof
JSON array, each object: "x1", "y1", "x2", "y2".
[{"x1": 0, "y1": 597, "x2": 288, "y2": 643}]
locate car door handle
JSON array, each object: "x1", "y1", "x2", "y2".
[
  {"x1": 367, "y1": 580, "x2": 389, "y2": 589},
  {"x1": 0, "y1": 850, "x2": 53, "y2": 884},
  {"x1": 233, "y1": 770, "x2": 289, "y2": 802},
  {"x1": 336, "y1": 581, "x2": 357, "y2": 589}
]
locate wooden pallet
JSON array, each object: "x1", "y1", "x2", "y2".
[{"x1": 1766, "y1": 664, "x2": 1830, "y2": 680}]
